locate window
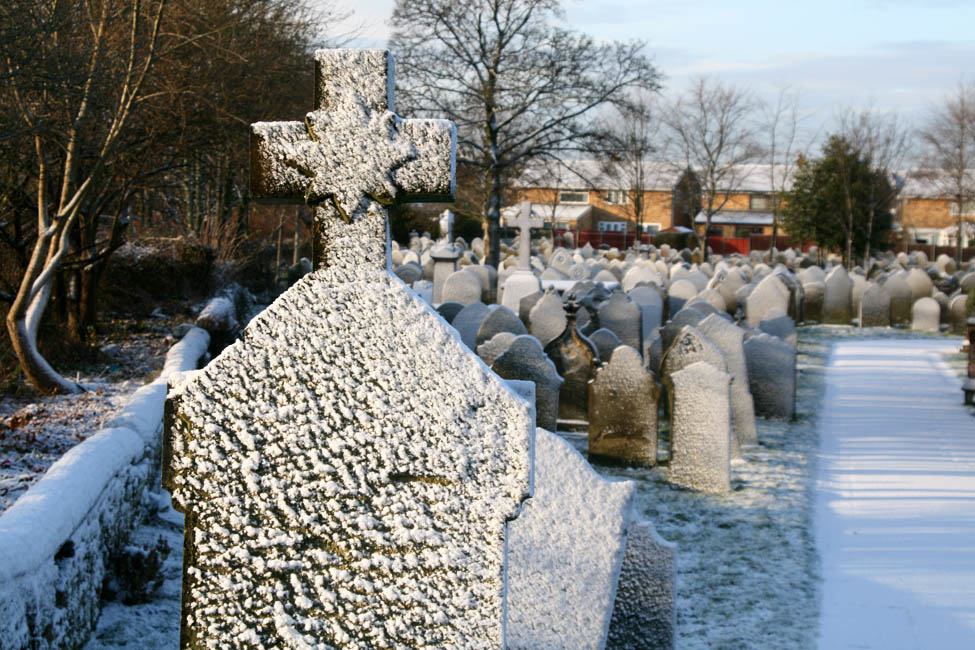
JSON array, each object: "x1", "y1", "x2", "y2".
[
  {"x1": 598, "y1": 221, "x2": 627, "y2": 232},
  {"x1": 950, "y1": 201, "x2": 975, "y2": 216},
  {"x1": 750, "y1": 195, "x2": 773, "y2": 211},
  {"x1": 603, "y1": 190, "x2": 628, "y2": 205},
  {"x1": 559, "y1": 190, "x2": 589, "y2": 204},
  {"x1": 640, "y1": 223, "x2": 661, "y2": 235}
]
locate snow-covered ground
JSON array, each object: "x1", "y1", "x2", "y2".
[
  {"x1": 81, "y1": 329, "x2": 973, "y2": 649},
  {"x1": 0, "y1": 317, "x2": 184, "y2": 512},
  {"x1": 573, "y1": 333, "x2": 830, "y2": 649},
  {"x1": 815, "y1": 338, "x2": 975, "y2": 650}
]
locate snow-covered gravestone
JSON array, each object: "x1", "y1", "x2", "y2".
[
  {"x1": 164, "y1": 49, "x2": 534, "y2": 648},
  {"x1": 502, "y1": 201, "x2": 543, "y2": 312},
  {"x1": 668, "y1": 361, "x2": 732, "y2": 494}
]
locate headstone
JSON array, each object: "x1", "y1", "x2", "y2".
[
  {"x1": 823, "y1": 266, "x2": 853, "y2": 324},
  {"x1": 744, "y1": 332, "x2": 796, "y2": 419},
  {"x1": 801, "y1": 281, "x2": 825, "y2": 323},
  {"x1": 476, "y1": 331, "x2": 517, "y2": 366},
  {"x1": 436, "y1": 300, "x2": 465, "y2": 324},
  {"x1": 597, "y1": 291, "x2": 643, "y2": 353},
  {"x1": 173, "y1": 49, "x2": 533, "y2": 647},
  {"x1": 911, "y1": 297, "x2": 940, "y2": 332},
  {"x1": 885, "y1": 273, "x2": 913, "y2": 326},
  {"x1": 668, "y1": 361, "x2": 732, "y2": 494},
  {"x1": 858, "y1": 284, "x2": 890, "y2": 327},
  {"x1": 442, "y1": 268, "x2": 484, "y2": 305},
  {"x1": 394, "y1": 262, "x2": 423, "y2": 285},
  {"x1": 589, "y1": 328, "x2": 623, "y2": 362},
  {"x1": 431, "y1": 244, "x2": 462, "y2": 304},
  {"x1": 588, "y1": 345, "x2": 659, "y2": 466},
  {"x1": 906, "y1": 267, "x2": 934, "y2": 302},
  {"x1": 545, "y1": 304, "x2": 599, "y2": 425},
  {"x1": 746, "y1": 275, "x2": 789, "y2": 327},
  {"x1": 949, "y1": 294, "x2": 968, "y2": 334},
  {"x1": 502, "y1": 271, "x2": 543, "y2": 313},
  {"x1": 451, "y1": 302, "x2": 491, "y2": 349},
  {"x1": 508, "y1": 427, "x2": 635, "y2": 649},
  {"x1": 491, "y1": 335, "x2": 564, "y2": 432},
  {"x1": 758, "y1": 309, "x2": 797, "y2": 347},
  {"x1": 605, "y1": 520, "x2": 677, "y2": 650},
  {"x1": 667, "y1": 279, "x2": 698, "y2": 316},
  {"x1": 528, "y1": 289, "x2": 568, "y2": 347},
  {"x1": 698, "y1": 314, "x2": 758, "y2": 447},
  {"x1": 466, "y1": 264, "x2": 498, "y2": 304}
]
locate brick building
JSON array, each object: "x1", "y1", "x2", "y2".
[{"x1": 897, "y1": 170, "x2": 975, "y2": 248}]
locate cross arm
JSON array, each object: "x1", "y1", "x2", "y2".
[
  {"x1": 393, "y1": 119, "x2": 457, "y2": 203},
  {"x1": 250, "y1": 121, "x2": 311, "y2": 203}
]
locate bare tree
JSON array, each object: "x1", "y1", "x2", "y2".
[
  {"x1": 918, "y1": 82, "x2": 975, "y2": 261},
  {"x1": 838, "y1": 108, "x2": 912, "y2": 264},
  {"x1": 663, "y1": 78, "x2": 761, "y2": 261},
  {"x1": 602, "y1": 91, "x2": 665, "y2": 246},
  {"x1": 389, "y1": 0, "x2": 660, "y2": 267},
  {"x1": 760, "y1": 87, "x2": 809, "y2": 250},
  {"x1": 2, "y1": 0, "x2": 167, "y2": 393}
]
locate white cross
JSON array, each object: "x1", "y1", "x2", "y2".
[{"x1": 511, "y1": 201, "x2": 543, "y2": 270}]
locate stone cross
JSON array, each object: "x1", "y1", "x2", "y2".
[
  {"x1": 250, "y1": 49, "x2": 456, "y2": 270},
  {"x1": 165, "y1": 49, "x2": 534, "y2": 649},
  {"x1": 511, "y1": 201, "x2": 543, "y2": 270},
  {"x1": 439, "y1": 208, "x2": 455, "y2": 243}
]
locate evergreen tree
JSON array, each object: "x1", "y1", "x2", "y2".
[{"x1": 783, "y1": 136, "x2": 895, "y2": 267}]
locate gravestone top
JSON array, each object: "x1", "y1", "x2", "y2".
[
  {"x1": 250, "y1": 49, "x2": 456, "y2": 270},
  {"x1": 511, "y1": 201, "x2": 544, "y2": 270},
  {"x1": 439, "y1": 208, "x2": 455, "y2": 243}
]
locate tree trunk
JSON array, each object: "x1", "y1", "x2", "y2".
[{"x1": 485, "y1": 165, "x2": 502, "y2": 267}]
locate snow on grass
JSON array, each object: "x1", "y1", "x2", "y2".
[{"x1": 561, "y1": 330, "x2": 831, "y2": 649}]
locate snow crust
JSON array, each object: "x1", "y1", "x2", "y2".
[{"x1": 166, "y1": 265, "x2": 533, "y2": 648}]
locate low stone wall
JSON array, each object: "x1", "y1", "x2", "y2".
[{"x1": 0, "y1": 328, "x2": 209, "y2": 649}]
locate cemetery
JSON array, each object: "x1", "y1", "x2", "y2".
[{"x1": 1, "y1": 2, "x2": 974, "y2": 648}]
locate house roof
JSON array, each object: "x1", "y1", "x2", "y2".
[
  {"x1": 694, "y1": 210, "x2": 774, "y2": 226},
  {"x1": 899, "y1": 169, "x2": 975, "y2": 199},
  {"x1": 514, "y1": 159, "x2": 797, "y2": 194},
  {"x1": 500, "y1": 203, "x2": 591, "y2": 225}
]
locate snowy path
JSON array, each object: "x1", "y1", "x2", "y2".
[{"x1": 816, "y1": 339, "x2": 975, "y2": 650}]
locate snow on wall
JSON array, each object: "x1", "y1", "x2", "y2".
[
  {"x1": 0, "y1": 328, "x2": 209, "y2": 649},
  {"x1": 165, "y1": 265, "x2": 533, "y2": 648}
]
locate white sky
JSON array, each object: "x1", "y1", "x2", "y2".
[{"x1": 328, "y1": 0, "x2": 974, "y2": 135}]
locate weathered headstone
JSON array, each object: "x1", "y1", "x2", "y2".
[
  {"x1": 168, "y1": 49, "x2": 533, "y2": 648},
  {"x1": 442, "y1": 268, "x2": 484, "y2": 305},
  {"x1": 746, "y1": 275, "x2": 789, "y2": 327},
  {"x1": 911, "y1": 296, "x2": 940, "y2": 332},
  {"x1": 858, "y1": 284, "x2": 890, "y2": 327},
  {"x1": 823, "y1": 266, "x2": 853, "y2": 324},
  {"x1": 431, "y1": 244, "x2": 462, "y2": 304},
  {"x1": 476, "y1": 331, "x2": 518, "y2": 366},
  {"x1": 507, "y1": 427, "x2": 635, "y2": 649},
  {"x1": 698, "y1": 314, "x2": 758, "y2": 447},
  {"x1": 744, "y1": 332, "x2": 796, "y2": 419},
  {"x1": 605, "y1": 520, "x2": 677, "y2": 650},
  {"x1": 528, "y1": 289, "x2": 568, "y2": 347},
  {"x1": 668, "y1": 361, "x2": 732, "y2": 494},
  {"x1": 667, "y1": 279, "x2": 698, "y2": 316},
  {"x1": 597, "y1": 291, "x2": 643, "y2": 353},
  {"x1": 589, "y1": 328, "x2": 623, "y2": 363},
  {"x1": 885, "y1": 273, "x2": 913, "y2": 326},
  {"x1": 491, "y1": 335, "x2": 564, "y2": 432},
  {"x1": 801, "y1": 281, "x2": 825, "y2": 323},
  {"x1": 545, "y1": 304, "x2": 599, "y2": 425},
  {"x1": 588, "y1": 345, "x2": 660, "y2": 467}
]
